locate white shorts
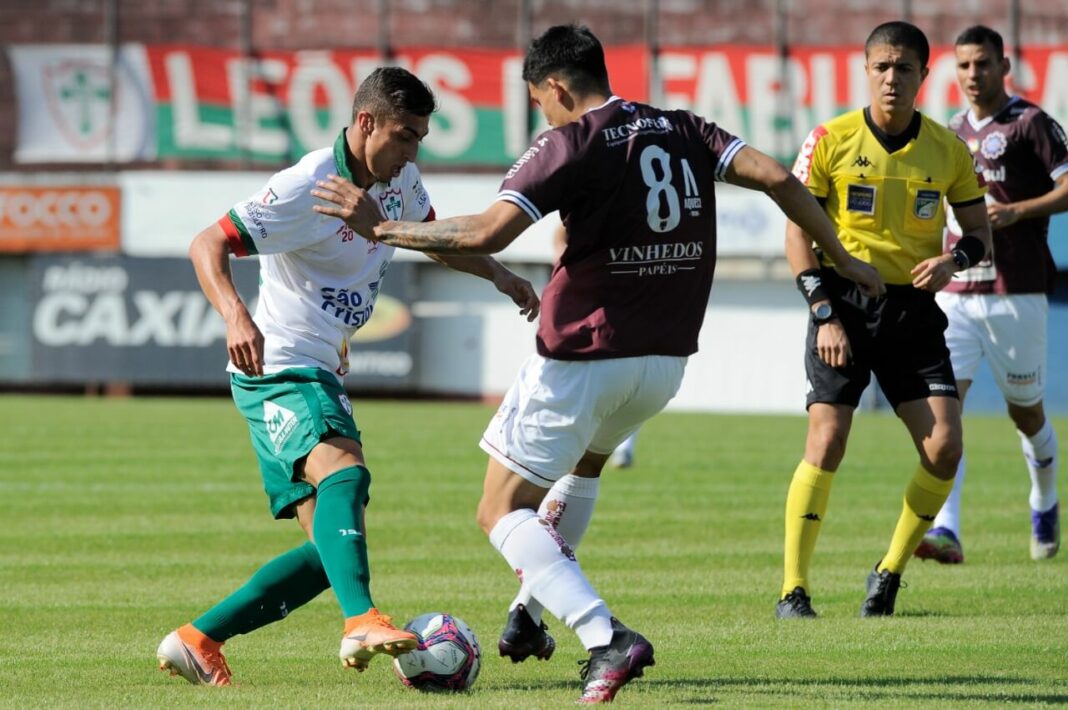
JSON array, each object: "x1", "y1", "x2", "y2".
[
  {"x1": 935, "y1": 292, "x2": 1048, "y2": 406},
  {"x1": 480, "y1": 353, "x2": 687, "y2": 487}
]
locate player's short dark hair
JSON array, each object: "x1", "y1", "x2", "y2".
[
  {"x1": 865, "y1": 21, "x2": 930, "y2": 68},
  {"x1": 522, "y1": 24, "x2": 611, "y2": 95},
  {"x1": 955, "y1": 25, "x2": 1005, "y2": 59},
  {"x1": 352, "y1": 67, "x2": 436, "y2": 122}
]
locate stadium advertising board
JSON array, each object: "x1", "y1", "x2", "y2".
[
  {"x1": 13, "y1": 43, "x2": 1066, "y2": 166},
  {"x1": 26, "y1": 255, "x2": 419, "y2": 389},
  {"x1": 0, "y1": 186, "x2": 121, "y2": 252}
]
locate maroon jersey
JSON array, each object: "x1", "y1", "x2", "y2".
[
  {"x1": 944, "y1": 97, "x2": 1068, "y2": 295},
  {"x1": 498, "y1": 97, "x2": 744, "y2": 359}
]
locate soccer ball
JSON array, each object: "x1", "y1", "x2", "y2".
[{"x1": 392, "y1": 612, "x2": 481, "y2": 692}]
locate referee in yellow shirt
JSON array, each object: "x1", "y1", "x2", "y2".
[{"x1": 777, "y1": 21, "x2": 993, "y2": 618}]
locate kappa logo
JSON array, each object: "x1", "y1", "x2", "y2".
[
  {"x1": 260, "y1": 187, "x2": 279, "y2": 205},
  {"x1": 802, "y1": 513, "x2": 822, "y2": 521},
  {"x1": 799, "y1": 273, "x2": 822, "y2": 299},
  {"x1": 852, "y1": 155, "x2": 873, "y2": 168},
  {"x1": 264, "y1": 401, "x2": 298, "y2": 453}
]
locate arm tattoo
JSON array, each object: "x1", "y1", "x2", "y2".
[{"x1": 374, "y1": 216, "x2": 486, "y2": 253}]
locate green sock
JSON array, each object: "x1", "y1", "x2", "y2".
[
  {"x1": 192, "y1": 541, "x2": 329, "y2": 642},
  {"x1": 312, "y1": 465, "x2": 374, "y2": 618}
]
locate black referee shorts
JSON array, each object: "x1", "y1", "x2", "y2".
[{"x1": 805, "y1": 269, "x2": 959, "y2": 411}]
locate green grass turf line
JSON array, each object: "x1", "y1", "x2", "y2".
[{"x1": 0, "y1": 395, "x2": 1066, "y2": 708}]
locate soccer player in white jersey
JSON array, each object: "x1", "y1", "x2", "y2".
[
  {"x1": 914, "y1": 25, "x2": 1068, "y2": 564},
  {"x1": 315, "y1": 25, "x2": 882, "y2": 703},
  {"x1": 156, "y1": 67, "x2": 539, "y2": 686}
]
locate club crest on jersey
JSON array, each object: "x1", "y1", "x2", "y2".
[
  {"x1": 914, "y1": 189, "x2": 941, "y2": 219},
  {"x1": 378, "y1": 188, "x2": 404, "y2": 220},
  {"x1": 980, "y1": 131, "x2": 1008, "y2": 159},
  {"x1": 967, "y1": 137, "x2": 980, "y2": 153}
]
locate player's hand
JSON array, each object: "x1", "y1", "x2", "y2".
[
  {"x1": 493, "y1": 271, "x2": 540, "y2": 322},
  {"x1": 816, "y1": 319, "x2": 851, "y2": 368},
  {"x1": 311, "y1": 175, "x2": 385, "y2": 238},
  {"x1": 226, "y1": 307, "x2": 265, "y2": 377},
  {"x1": 987, "y1": 200, "x2": 1020, "y2": 230},
  {"x1": 910, "y1": 254, "x2": 957, "y2": 292},
  {"x1": 834, "y1": 256, "x2": 885, "y2": 298}
]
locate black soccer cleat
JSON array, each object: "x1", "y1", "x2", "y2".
[
  {"x1": 860, "y1": 563, "x2": 903, "y2": 617},
  {"x1": 577, "y1": 618, "x2": 655, "y2": 704},
  {"x1": 776, "y1": 586, "x2": 818, "y2": 619},
  {"x1": 498, "y1": 604, "x2": 556, "y2": 663}
]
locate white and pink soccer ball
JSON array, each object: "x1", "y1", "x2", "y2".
[{"x1": 392, "y1": 612, "x2": 481, "y2": 692}]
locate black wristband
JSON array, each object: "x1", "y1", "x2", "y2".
[
  {"x1": 796, "y1": 268, "x2": 829, "y2": 306},
  {"x1": 951, "y1": 235, "x2": 986, "y2": 270}
]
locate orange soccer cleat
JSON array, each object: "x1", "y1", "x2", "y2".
[
  {"x1": 156, "y1": 624, "x2": 233, "y2": 686},
  {"x1": 338, "y1": 608, "x2": 419, "y2": 671}
]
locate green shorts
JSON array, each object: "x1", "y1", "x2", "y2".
[{"x1": 231, "y1": 367, "x2": 361, "y2": 519}]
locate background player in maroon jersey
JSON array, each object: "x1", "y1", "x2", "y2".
[
  {"x1": 316, "y1": 24, "x2": 883, "y2": 704},
  {"x1": 916, "y1": 25, "x2": 1068, "y2": 564}
]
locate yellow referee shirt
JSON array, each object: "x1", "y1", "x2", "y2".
[{"x1": 792, "y1": 108, "x2": 986, "y2": 284}]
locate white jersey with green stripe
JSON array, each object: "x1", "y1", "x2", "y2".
[{"x1": 219, "y1": 128, "x2": 433, "y2": 379}]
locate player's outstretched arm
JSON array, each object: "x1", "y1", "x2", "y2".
[
  {"x1": 725, "y1": 145, "x2": 885, "y2": 297},
  {"x1": 369, "y1": 200, "x2": 533, "y2": 255},
  {"x1": 189, "y1": 222, "x2": 264, "y2": 376},
  {"x1": 427, "y1": 254, "x2": 540, "y2": 322}
]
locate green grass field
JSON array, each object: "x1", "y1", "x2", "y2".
[{"x1": 1, "y1": 394, "x2": 1066, "y2": 708}]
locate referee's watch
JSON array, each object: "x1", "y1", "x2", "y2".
[{"x1": 811, "y1": 302, "x2": 836, "y2": 326}]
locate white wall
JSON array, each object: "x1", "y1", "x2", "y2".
[{"x1": 118, "y1": 171, "x2": 786, "y2": 261}]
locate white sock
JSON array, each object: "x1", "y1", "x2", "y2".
[
  {"x1": 932, "y1": 455, "x2": 965, "y2": 536},
  {"x1": 1020, "y1": 420, "x2": 1059, "y2": 512},
  {"x1": 511, "y1": 475, "x2": 601, "y2": 624},
  {"x1": 490, "y1": 509, "x2": 613, "y2": 650}
]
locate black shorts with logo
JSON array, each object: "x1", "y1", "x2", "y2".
[{"x1": 805, "y1": 269, "x2": 958, "y2": 410}]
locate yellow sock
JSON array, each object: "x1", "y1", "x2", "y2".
[
  {"x1": 782, "y1": 461, "x2": 835, "y2": 597},
  {"x1": 880, "y1": 465, "x2": 955, "y2": 574}
]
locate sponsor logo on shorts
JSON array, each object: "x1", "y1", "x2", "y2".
[
  {"x1": 264, "y1": 401, "x2": 298, "y2": 453},
  {"x1": 1007, "y1": 370, "x2": 1038, "y2": 386},
  {"x1": 338, "y1": 392, "x2": 353, "y2": 415},
  {"x1": 928, "y1": 383, "x2": 957, "y2": 393}
]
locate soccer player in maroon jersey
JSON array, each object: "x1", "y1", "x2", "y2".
[
  {"x1": 915, "y1": 25, "x2": 1068, "y2": 564},
  {"x1": 316, "y1": 24, "x2": 883, "y2": 703}
]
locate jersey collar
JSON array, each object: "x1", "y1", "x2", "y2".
[
  {"x1": 863, "y1": 107, "x2": 922, "y2": 154},
  {"x1": 333, "y1": 128, "x2": 356, "y2": 182},
  {"x1": 966, "y1": 95, "x2": 1019, "y2": 131},
  {"x1": 586, "y1": 95, "x2": 622, "y2": 114}
]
